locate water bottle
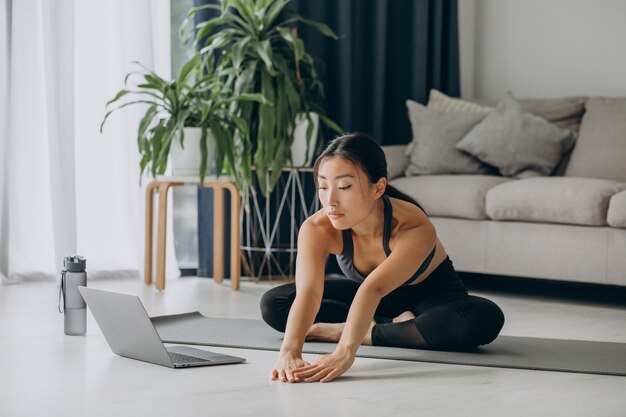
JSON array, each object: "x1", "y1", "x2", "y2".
[{"x1": 58, "y1": 255, "x2": 87, "y2": 335}]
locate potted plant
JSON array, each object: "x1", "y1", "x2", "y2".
[
  {"x1": 100, "y1": 53, "x2": 265, "y2": 185},
  {"x1": 182, "y1": 0, "x2": 342, "y2": 196}
]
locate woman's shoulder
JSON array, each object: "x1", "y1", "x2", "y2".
[
  {"x1": 300, "y1": 209, "x2": 343, "y2": 254},
  {"x1": 388, "y1": 196, "x2": 431, "y2": 232},
  {"x1": 387, "y1": 195, "x2": 445, "y2": 261}
]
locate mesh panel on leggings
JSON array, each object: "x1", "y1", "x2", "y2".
[{"x1": 371, "y1": 319, "x2": 429, "y2": 349}]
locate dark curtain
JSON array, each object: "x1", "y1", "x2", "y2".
[{"x1": 292, "y1": 0, "x2": 460, "y2": 145}]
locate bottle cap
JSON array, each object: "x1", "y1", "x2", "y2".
[{"x1": 64, "y1": 255, "x2": 86, "y2": 272}]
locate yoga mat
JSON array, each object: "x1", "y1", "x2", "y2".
[{"x1": 151, "y1": 312, "x2": 626, "y2": 377}]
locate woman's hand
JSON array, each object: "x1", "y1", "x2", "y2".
[
  {"x1": 270, "y1": 352, "x2": 311, "y2": 383},
  {"x1": 292, "y1": 349, "x2": 355, "y2": 383}
]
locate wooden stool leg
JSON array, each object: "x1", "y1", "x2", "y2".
[
  {"x1": 144, "y1": 181, "x2": 157, "y2": 285},
  {"x1": 227, "y1": 184, "x2": 241, "y2": 291},
  {"x1": 155, "y1": 183, "x2": 171, "y2": 291},
  {"x1": 213, "y1": 187, "x2": 225, "y2": 284}
]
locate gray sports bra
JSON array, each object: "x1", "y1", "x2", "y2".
[{"x1": 336, "y1": 195, "x2": 437, "y2": 286}]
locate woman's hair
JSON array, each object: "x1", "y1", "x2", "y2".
[{"x1": 313, "y1": 132, "x2": 427, "y2": 215}]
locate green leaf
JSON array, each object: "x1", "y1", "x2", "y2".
[
  {"x1": 230, "y1": 36, "x2": 251, "y2": 70},
  {"x1": 179, "y1": 3, "x2": 223, "y2": 43},
  {"x1": 264, "y1": 0, "x2": 291, "y2": 29},
  {"x1": 104, "y1": 89, "x2": 132, "y2": 108},
  {"x1": 177, "y1": 54, "x2": 200, "y2": 86},
  {"x1": 296, "y1": 17, "x2": 339, "y2": 39},
  {"x1": 304, "y1": 112, "x2": 315, "y2": 164},
  {"x1": 230, "y1": 0, "x2": 259, "y2": 34},
  {"x1": 100, "y1": 100, "x2": 166, "y2": 133},
  {"x1": 137, "y1": 105, "x2": 158, "y2": 141},
  {"x1": 195, "y1": 14, "x2": 236, "y2": 48},
  {"x1": 276, "y1": 27, "x2": 294, "y2": 44},
  {"x1": 198, "y1": 31, "x2": 231, "y2": 56},
  {"x1": 221, "y1": 93, "x2": 269, "y2": 106},
  {"x1": 318, "y1": 113, "x2": 343, "y2": 134},
  {"x1": 254, "y1": 40, "x2": 276, "y2": 76},
  {"x1": 143, "y1": 73, "x2": 167, "y2": 91}
]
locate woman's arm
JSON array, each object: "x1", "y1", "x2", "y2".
[
  {"x1": 293, "y1": 221, "x2": 437, "y2": 382},
  {"x1": 270, "y1": 218, "x2": 330, "y2": 382},
  {"x1": 338, "y1": 221, "x2": 437, "y2": 353}
]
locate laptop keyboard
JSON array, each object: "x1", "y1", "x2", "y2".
[{"x1": 168, "y1": 352, "x2": 210, "y2": 364}]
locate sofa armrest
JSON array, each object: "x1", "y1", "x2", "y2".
[{"x1": 382, "y1": 145, "x2": 410, "y2": 180}]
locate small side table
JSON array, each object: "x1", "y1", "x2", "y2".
[{"x1": 144, "y1": 175, "x2": 241, "y2": 291}]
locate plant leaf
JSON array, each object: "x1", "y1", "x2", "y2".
[
  {"x1": 296, "y1": 17, "x2": 339, "y2": 39},
  {"x1": 264, "y1": 0, "x2": 291, "y2": 29},
  {"x1": 177, "y1": 54, "x2": 200, "y2": 86},
  {"x1": 254, "y1": 39, "x2": 276, "y2": 76},
  {"x1": 318, "y1": 113, "x2": 343, "y2": 134}
]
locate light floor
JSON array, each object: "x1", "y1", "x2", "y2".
[{"x1": 1, "y1": 275, "x2": 626, "y2": 417}]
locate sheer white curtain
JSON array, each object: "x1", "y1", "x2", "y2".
[{"x1": 0, "y1": 0, "x2": 178, "y2": 283}]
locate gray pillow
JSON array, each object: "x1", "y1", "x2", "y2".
[
  {"x1": 455, "y1": 93, "x2": 576, "y2": 178},
  {"x1": 404, "y1": 100, "x2": 494, "y2": 176},
  {"x1": 564, "y1": 97, "x2": 626, "y2": 181},
  {"x1": 381, "y1": 145, "x2": 410, "y2": 180}
]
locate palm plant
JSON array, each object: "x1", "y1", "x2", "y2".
[
  {"x1": 182, "y1": 0, "x2": 342, "y2": 196},
  {"x1": 100, "y1": 53, "x2": 265, "y2": 185}
]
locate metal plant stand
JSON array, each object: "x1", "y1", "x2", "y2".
[{"x1": 241, "y1": 168, "x2": 320, "y2": 283}]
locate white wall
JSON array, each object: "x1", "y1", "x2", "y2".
[{"x1": 459, "y1": 0, "x2": 626, "y2": 99}]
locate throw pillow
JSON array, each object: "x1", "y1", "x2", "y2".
[
  {"x1": 427, "y1": 89, "x2": 493, "y2": 115},
  {"x1": 381, "y1": 145, "x2": 410, "y2": 180},
  {"x1": 455, "y1": 92, "x2": 576, "y2": 178},
  {"x1": 404, "y1": 100, "x2": 495, "y2": 176},
  {"x1": 564, "y1": 97, "x2": 626, "y2": 181},
  {"x1": 403, "y1": 90, "x2": 493, "y2": 158}
]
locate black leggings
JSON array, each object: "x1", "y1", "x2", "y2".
[{"x1": 260, "y1": 279, "x2": 505, "y2": 351}]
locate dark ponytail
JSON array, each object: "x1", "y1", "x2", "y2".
[{"x1": 313, "y1": 132, "x2": 428, "y2": 216}]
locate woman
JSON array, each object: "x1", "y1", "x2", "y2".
[{"x1": 260, "y1": 132, "x2": 504, "y2": 384}]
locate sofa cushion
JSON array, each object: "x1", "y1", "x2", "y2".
[
  {"x1": 390, "y1": 175, "x2": 510, "y2": 219},
  {"x1": 564, "y1": 97, "x2": 626, "y2": 181},
  {"x1": 427, "y1": 89, "x2": 492, "y2": 115},
  {"x1": 473, "y1": 95, "x2": 587, "y2": 133},
  {"x1": 607, "y1": 190, "x2": 626, "y2": 228},
  {"x1": 517, "y1": 97, "x2": 587, "y2": 133},
  {"x1": 486, "y1": 177, "x2": 626, "y2": 226},
  {"x1": 456, "y1": 92, "x2": 576, "y2": 178},
  {"x1": 404, "y1": 100, "x2": 495, "y2": 176}
]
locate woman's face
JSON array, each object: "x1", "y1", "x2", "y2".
[{"x1": 317, "y1": 156, "x2": 383, "y2": 230}]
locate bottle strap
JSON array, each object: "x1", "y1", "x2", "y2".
[{"x1": 58, "y1": 270, "x2": 66, "y2": 313}]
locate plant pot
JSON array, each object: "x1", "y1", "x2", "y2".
[
  {"x1": 170, "y1": 127, "x2": 215, "y2": 176},
  {"x1": 291, "y1": 112, "x2": 320, "y2": 167}
]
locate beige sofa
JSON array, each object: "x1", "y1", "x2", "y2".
[{"x1": 383, "y1": 97, "x2": 626, "y2": 286}]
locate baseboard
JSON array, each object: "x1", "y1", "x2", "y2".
[{"x1": 460, "y1": 272, "x2": 626, "y2": 307}]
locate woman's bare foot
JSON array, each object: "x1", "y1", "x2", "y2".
[
  {"x1": 392, "y1": 311, "x2": 416, "y2": 323},
  {"x1": 306, "y1": 320, "x2": 378, "y2": 344},
  {"x1": 305, "y1": 323, "x2": 344, "y2": 342},
  {"x1": 305, "y1": 314, "x2": 416, "y2": 345}
]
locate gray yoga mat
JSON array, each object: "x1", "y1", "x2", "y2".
[{"x1": 151, "y1": 312, "x2": 626, "y2": 377}]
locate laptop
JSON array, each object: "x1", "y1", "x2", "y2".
[{"x1": 78, "y1": 287, "x2": 246, "y2": 368}]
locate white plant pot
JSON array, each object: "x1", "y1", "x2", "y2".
[
  {"x1": 170, "y1": 127, "x2": 215, "y2": 177},
  {"x1": 291, "y1": 112, "x2": 320, "y2": 167}
]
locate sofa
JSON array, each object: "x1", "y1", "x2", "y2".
[{"x1": 382, "y1": 93, "x2": 626, "y2": 287}]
